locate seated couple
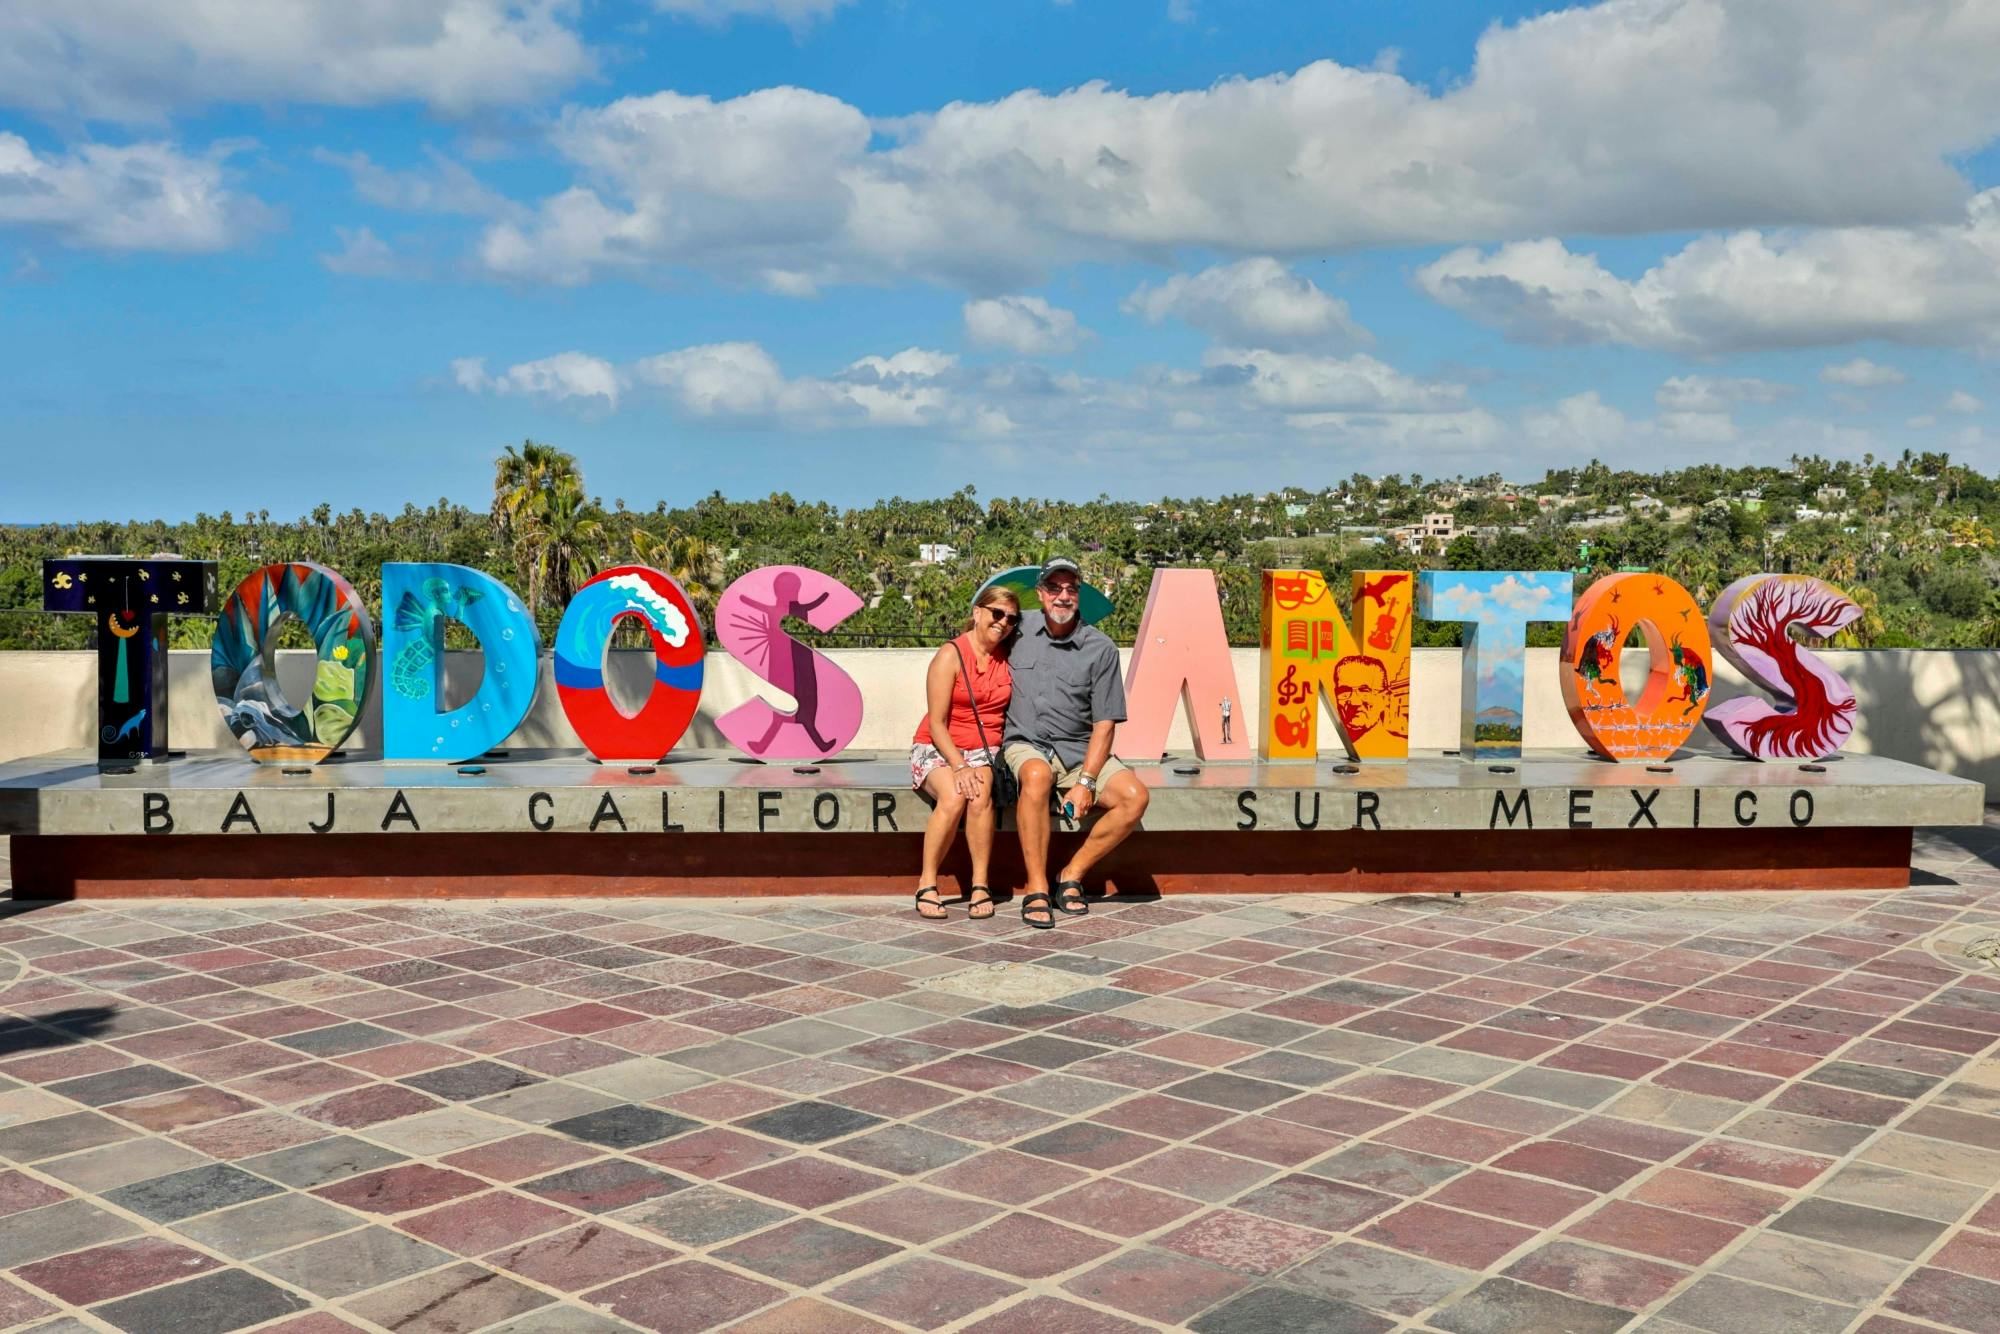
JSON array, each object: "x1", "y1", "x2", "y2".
[{"x1": 908, "y1": 558, "x2": 1151, "y2": 928}]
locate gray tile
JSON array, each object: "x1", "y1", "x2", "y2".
[
  {"x1": 0, "y1": 1198, "x2": 138, "y2": 1268},
  {"x1": 473, "y1": 1080, "x2": 623, "y2": 1126},
  {"x1": 1190, "y1": 1285, "x2": 1392, "y2": 1334},
  {"x1": 1491, "y1": 1068, "x2": 1625, "y2": 1110},
  {"x1": 548, "y1": 1104, "x2": 700, "y2": 1150},
  {"x1": 1719, "y1": 1231, "x2": 1905, "y2": 1307},
  {"x1": 1804, "y1": 1061, "x2": 1939, "y2": 1100},
  {"x1": 828, "y1": 1124, "x2": 977, "y2": 1174},
  {"x1": 272, "y1": 1022, "x2": 398, "y2": 1057},
  {"x1": 662, "y1": 1040, "x2": 788, "y2": 1076},
  {"x1": 257, "y1": 1224, "x2": 452, "y2": 1299},
  {"x1": 46, "y1": 1065, "x2": 196, "y2": 1107},
  {"x1": 756, "y1": 1018, "x2": 870, "y2": 1056},
  {"x1": 103, "y1": 1164, "x2": 281, "y2": 1223},
  {"x1": 1307, "y1": 1143, "x2": 1467, "y2": 1195},
  {"x1": 1817, "y1": 1161, "x2": 1986, "y2": 1224},
  {"x1": 44, "y1": 1136, "x2": 212, "y2": 1192},
  {"x1": 0, "y1": 1110, "x2": 135, "y2": 1161},
  {"x1": 1660, "y1": 1274, "x2": 1851, "y2": 1334},
  {"x1": 737, "y1": 1101, "x2": 883, "y2": 1145},
  {"x1": 617, "y1": 1185, "x2": 794, "y2": 1247},
  {"x1": 92, "y1": 1267, "x2": 310, "y2": 1334},
  {"x1": 1725, "y1": 1109, "x2": 1873, "y2": 1156},
  {"x1": 240, "y1": 1134, "x2": 404, "y2": 1188},
  {"x1": 1382, "y1": 1048, "x2": 1513, "y2": 1086},
  {"x1": 1771, "y1": 1198, "x2": 1946, "y2": 1261},
  {"x1": 401, "y1": 1060, "x2": 543, "y2": 1102},
  {"x1": 1285, "y1": 1242, "x2": 1472, "y2": 1316},
  {"x1": 174, "y1": 1192, "x2": 360, "y2": 1259},
  {"x1": 1431, "y1": 1278, "x2": 1630, "y2": 1334},
  {"x1": 997, "y1": 1074, "x2": 1130, "y2": 1114}
]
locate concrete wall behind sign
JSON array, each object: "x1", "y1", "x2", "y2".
[{"x1": 0, "y1": 648, "x2": 1995, "y2": 790}]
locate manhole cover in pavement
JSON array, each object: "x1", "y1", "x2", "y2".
[
  {"x1": 1923, "y1": 923, "x2": 2000, "y2": 975},
  {"x1": 920, "y1": 962, "x2": 1093, "y2": 1005}
]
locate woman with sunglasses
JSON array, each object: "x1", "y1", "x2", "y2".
[{"x1": 909, "y1": 585, "x2": 1019, "y2": 919}]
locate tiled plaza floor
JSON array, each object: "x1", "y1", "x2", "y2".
[{"x1": 2, "y1": 827, "x2": 2000, "y2": 1333}]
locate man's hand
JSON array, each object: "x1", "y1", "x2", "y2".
[{"x1": 1064, "y1": 784, "x2": 1095, "y2": 821}]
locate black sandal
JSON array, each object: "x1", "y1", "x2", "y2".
[
  {"x1": 966, "y1": 886, "x2": 996, "y2": 920},
  {"x1": 1054, "y1": 880, "x2": 1089, "y2": 915},
  {"x1": 914, "y1": 886, "x2": 947, "y2": 920},
  {"x1": 1020, "y1": 891, "x2": 1056, "y2": 929}
]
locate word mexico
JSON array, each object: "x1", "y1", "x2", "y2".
[{"x1": 46, "y1": 556, "x2": 1864, "y2": 770}]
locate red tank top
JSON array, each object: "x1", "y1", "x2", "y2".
[{"x1": 913, "y1": 633, "x2": 1012, "y2": 751}]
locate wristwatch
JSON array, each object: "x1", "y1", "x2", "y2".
[{"x1": 1077, "y1": 772, "x2": 1098, "y2": 792}]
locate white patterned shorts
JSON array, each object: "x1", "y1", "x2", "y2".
[{"x1": 909, "y1": 744, "x2": 996, "y2": 791}]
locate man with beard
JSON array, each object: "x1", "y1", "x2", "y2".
[{"x1": 1001, "y1": 558, "x2": 1150, "y2": 928}]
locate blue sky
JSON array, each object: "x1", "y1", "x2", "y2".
[{"x1": 1, "y1": 0, "x2": 1996, "y2": 521}]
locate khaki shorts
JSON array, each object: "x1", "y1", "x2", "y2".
[{"x1": 1000, "y1": 741, "x2": 1129, "y2": 795}]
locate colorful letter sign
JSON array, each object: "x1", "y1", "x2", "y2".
[
  {"x1": 1259, "y1": 569, "x2": 1412, "y2": 761},
  {"x1": 714, "y1": 565, "x2": 864, "y2": 759},
  {"x1": 211, "y1": 563, "x2": 374, "y2": 763},
  {"x1": 555, "y1": 566, "x2": 706, "y2": 762},
  {"x1": 44, "y1": 556, "x2": 217, "y2": 765},
  {"x1": 1561, "y1": 573, "x2": 1713, "y2": 761},
  {"x1": 380, "y1": 564, "x2": 540, "y2": 762},
  {"x1": 1418, "y1": 571, "x2": 1573, "y2": 760},
  {"x1": 1704, "y1": 573, "x2": 1861, "y2": 760},
  {"x1": 1116, "y1": 568, "x2": 1248, "y2": 761}
]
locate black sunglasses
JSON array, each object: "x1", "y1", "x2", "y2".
[{"x1": 983, "y1": 608, "x2": 1023, "y2": 625}]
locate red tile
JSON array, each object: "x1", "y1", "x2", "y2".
[
  {"x1": 526, "y1": 1002, "x2": 644, "y2": 1035},
  {"x1": 16, "y1": 1237, "x2": 221, "y2": 1304},
  {"x1": 590, "y1": 1259, "x2": 785, "y2": 1332},
  {"x1": 1651, "y1": 1062, "x2": 1782, "y2": 1102},
  {"x1": 1091, "y1": 1093, "x2": 1236, "y2": 1138},
  {"x1": 1266, "y1": 1093, "x2": 1401, "y2": 1135},
  {"x1": 1626, "y1": 1166, "x2": 1788, "y2": 1225},
  {"x1": 924, "y1": 1148, "x2": 1090, "y2": 1205},
  {"x1": 832, "y1": 1186, "x2": 1002, "y2": 1244},
  {"x1": 1360, "y1": 1202, "x2": 1536, "y2": 1269},
  {"x1": 1681, "y1": 1139, "x2": 1832, "y2": 1187},
  {"x1": 298, "y1": 1082, "x2": 440, "y2": 1128},
  {"x1": 491, "y1": 1221, "x2": 674, "y2": 1291},
  {"x1": 442, "y1": 1133, "x2": 600, "y2": 1183},
  {"x1": 1036, "y1": 1178, "x2": 1201, "y2": 1237},
  {"x1": 1490, "y1": 1140, "x2": 1647, "y2": 1192},
  {"x1": 401, "y1": 1190, "x2": 576, "y2": 1253},
  {"x1": 1426, "y1": 1170, "x2": 1595, "y2": 1227},
  {"x1": 1116, "y1": 1146, "x2": 1275, "y2": 1203},
  {"x1": 937, "y1": 1213, "x2": 1120, "y2": 1279},
  {"x1": 637, "y1": 1127, "x2": 792, "y2": 1180},
  {"x1": 1060, "y1": 1250, "x2": 1250, "y2": 1326},
  {"x1": 1194, "y1": 1115, "x2": 1344, "y2": 1166},
  {"x1": 1155, "y1": 1209, "x2": 1331, "y2": 1276},
  {"x1": 0, "y1": 1169, "x2": 70, "y2": 1217},
  {"x1": 726, "y1": 1157, "x2": 891, "y2": 1209},
  {"x1": 1374, "y1": 1116, "x2": 1524, "y2": 1164},
  {"x1": 1933, "y1": 1231, "x2": 2000, "y2": 1283},
  {"x1": 1567, "y1": 1200, "x2": 1741, "y2": 1265},
  {"x1": 317, "y1": 1163, "x2": 487, "y2": 1213}
]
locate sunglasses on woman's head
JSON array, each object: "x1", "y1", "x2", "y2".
[{"x1": 984, "y1": 608, "x2": 1022, "y2": 625}]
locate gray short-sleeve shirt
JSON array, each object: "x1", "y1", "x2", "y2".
[{"x1": 1001, "y1": 611, "x2": 1127, "y2": 768}]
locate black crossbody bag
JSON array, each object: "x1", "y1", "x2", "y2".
[{"x1": 950, "y1": 639, "x2": 1017, "y2": 808}]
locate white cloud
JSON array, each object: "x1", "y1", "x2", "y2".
[
  {"x1": 1945, "y1": 389, "x2": 1985, "y2": 414},
  {"x1": 1524, "y1": 390, "x2": 1631, "y2": 452},
  {"x1": 474, "y1": 1, "x2": 2000, "y2": 291},
  {"x1": 454, "y1": 351, "x2": 621, "y2": 409},
  {"x1": 320, "y1": 226, "x2": 404, "y2": 277},
  {"x1": 1419, "y1": 191, "x2": 2000, "y2": 352},
  {"x1": 1820, "y1": 358, "x2": 1908, "y2": 388},
  {"x1": 1202, "y1": 347, "x2": 1462, "y2": 412},
  {"x1": 316, "y1": 149, "x2": 517, "y2": 218},
  {"x1": 0, "y1": 1, "x2": 590, "y2": 123},
  {"x1": 1125, "y1": 258, "x2": 1367, "y2": 346},
  {"x1": 630, "y1": 343, "x2": 958, "y2": 426},
  {"x1": 1655, "y1": 375, "x2": 1791, "y2": 413},
  {"x1": 962, "y1": 295, "x2": 1085, "y2": 355},
  {"x1": 0, "y1": 133, "x2": 271, "y2": 252},
  {"x1": 651, "y1": 0, "x2": 852, "y2": 29}
]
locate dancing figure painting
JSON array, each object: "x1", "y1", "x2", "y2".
[
  {"x1": 1560, "y1": 573, "x2": 1713, "y2": 762},
  {"x1": 1704, "y1": 573, "x2": 1861, "y2": 760},
  {"x1": 555, "y1": 566, "x2": 706, "y2": 762},
  {"x1": 211, "y1": 563, "x2": 374, "y2": 763},
  {"x1": 714, "y1": 566, "x2": 864, "y2": 759}
]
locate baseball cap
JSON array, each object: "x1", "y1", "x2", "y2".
[{"x1": 1038, "y1": 557, "x2": 1081, "y2": 585}]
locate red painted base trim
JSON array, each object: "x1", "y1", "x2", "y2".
[{"x1": 9, "y1": 827, "x2": 1913, "y2": 898}]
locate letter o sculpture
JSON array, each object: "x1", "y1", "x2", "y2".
[
  {"x1": 555, "y1": 565, "x2": 707, "y2": 762},
  {"x1": 1560, "y1": 573, "x2": 1713, "y2": 762},
  {"x1": 211, "y1": 562, "x2": 375, "y2": 763}
]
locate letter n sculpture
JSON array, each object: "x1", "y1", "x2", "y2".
[
  {"x1": 45, "y1": 557, "x2": 217, "y2": 766},
  {"x1": 1259, "y1": 569, "x2": 1412, "y2": 761}
]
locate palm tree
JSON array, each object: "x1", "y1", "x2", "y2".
[
  {"x1": 493, "y1": 441, "x2": 583, "y2": 597},
  {"x1": 633, "y1": 527, "x2": 723, "y2": 629},
  {"x1": 522, "y1": 478, "x2": 606, "y2": 616}
]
